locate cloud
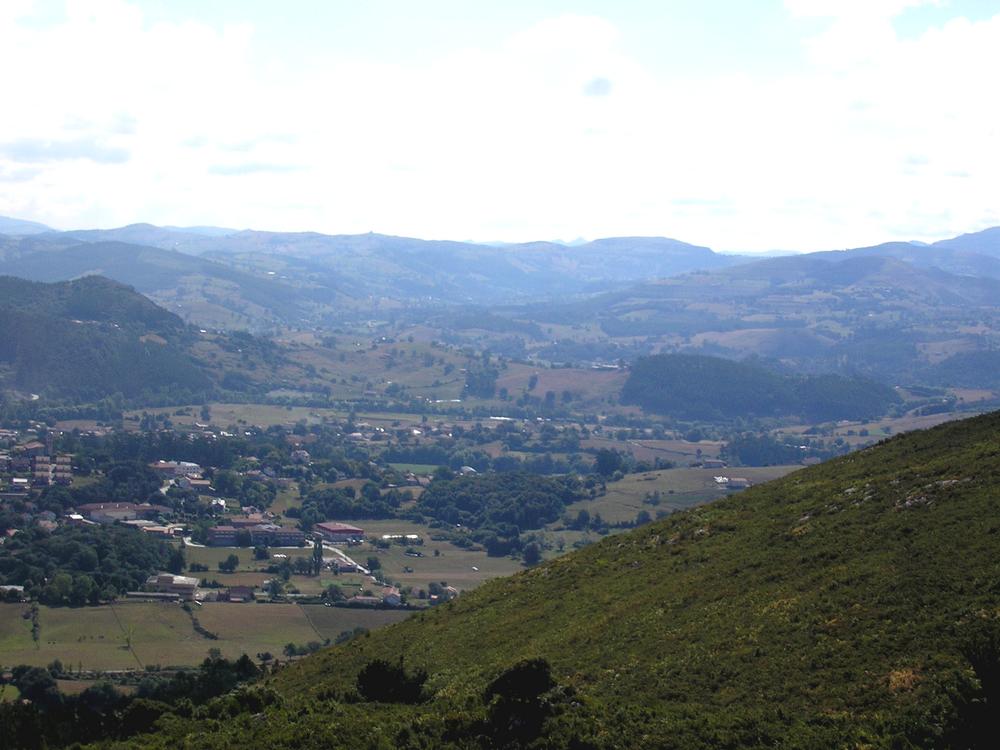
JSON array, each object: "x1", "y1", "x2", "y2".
[
  {"x1": 208, "y1": 162, "x2": 302, "y2": 176},
  {"x1": 0, "y1": 166, "x2": 41, "y2": 183},
  {"x1": 582, "y1": 77, "x2": 613, "y2": 96},
  {"x1": 0, "y1": 137, "x2": 129, "y2": 164},
  {"x1": 0, "y1": 4, "x2": 997, "y2": 251}
]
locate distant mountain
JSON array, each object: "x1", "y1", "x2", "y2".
[
  {"x1": 62, "y1": 223, "x2": 228, "y2": 253},
  {"x1": 0, "y1": 234, "x2": 339, "y2": 329},
  {"x1": 933, "y1": 226, "x2": 1000, "y2": 257},
  {"x1": 522, "y1": 251, "x2": 1000, "y2": 384},
  {"x1": 161, "y1": 225, "x2": 239, "y2": 237},
  {"x1": 54, "y1": 226, "x2": 747, "y2": 305},
  {"x1": 125, "y1": 410, "x2": 1000, "y2": 748},
  {"x1": 0, "y1": 215, "x2": 52, "y2": 235},
  {"x1": 812, "y1": 240, "x2": 1000, "y2": 280},
  {"x1": 187, "y1": 231, "x2": 744, "y2": 301}
]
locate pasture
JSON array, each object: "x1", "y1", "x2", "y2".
[{"x1": 0, "y1": 601, "x2": 413, "y2": 671}]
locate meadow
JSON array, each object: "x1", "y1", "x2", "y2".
[{"x1": 0, "y1": 601, "x2": 413, "y2": 671}]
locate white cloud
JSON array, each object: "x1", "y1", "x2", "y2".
[{"x1": 0, "y1": 3, "x2": 997, "y2": 251}]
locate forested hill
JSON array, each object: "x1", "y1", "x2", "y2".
[
  {"x1": 0, "y1": 275, "x2": 184, "y2": 332},
  {"x1": 621, "y1": 353, "x2": 900, "y2": 421},
  {"x1": 0, "y1": 275, "x2": 210, "y2": 403},
  {"x1": 112, "y1": 410, "x2": 1000, "y2": 748}
]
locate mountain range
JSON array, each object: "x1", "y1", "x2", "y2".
[
  {"x1": 3, "y1": 216, "x2": 1000, "y2": 389},
  {"x1": 2, "y1": 216, "x2": 1000, "y2": 331}
]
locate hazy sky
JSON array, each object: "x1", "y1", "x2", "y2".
[{"x1": 1, "y1": 0, "x2": 998, "y2": 251}]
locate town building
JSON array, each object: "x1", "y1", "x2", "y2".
[
  {"x1": 145, "y1": 573, "x2": 199, "y2": 601},
  {"x1": 207, "y1": 523, "x2": 304, "y2": 547},
  {"x1": 314, "y1": 521, "x2": 365, "y2": 543}
]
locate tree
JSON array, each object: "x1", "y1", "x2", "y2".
[
  {"x1": 167, "y1": 546, "x2": 185, "y2": 574},
  {"x1": 266, "y1": 579, "x2": 284, "y2": 599},
  {"x1": 312, "y1": 539, "x2": 324, "y2": 576},
  {"x1": 522, "y1": 542, "x2": 542, "y2": 566},
  {"x1": 234, "y1": 529, "x2": 252, "y2": 547},
  {"x1": 218, "y1": 554, "x2": 239, "y2": 573},
  {"x1": 594, "y1": 448, "x2": 623, "y2": 477},
  {"x1": 356, "y1": 658, "x2": 427, "y2": 703},
  {"x1": 484, "y1": 658, "x2": 557, "y2": 745}
]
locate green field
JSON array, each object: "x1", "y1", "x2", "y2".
[
  {"x1": 299, "y1": 605, "x2": 411, "y2": 639},
  {"x1": 389, "y1": 462, "x2": 440, "y2": 474},
  {"x1": 357, "y1": 519, "x2": 525, "y2": 592},
  {"x1": 0, "y1": 601, "x2": 414, "y2": 671},
  {"x1": 566, "y1": 465, "x2": 802, "y2": 524}
]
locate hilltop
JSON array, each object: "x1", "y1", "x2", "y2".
[
  {"x1": 112, "y1": 410, "x2": 1000, "y2": 748},
  {"x1": 0, "y1": 215, "x2": 52, "y2": 235}
]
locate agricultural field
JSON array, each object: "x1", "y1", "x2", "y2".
[
  {"x1": 584, "y1": 435, "x2": 726, "y2": 464},
  {"x1": 0, "y1": 601, "x2": 413, "y2": 671},
  {"x1": 572, "y1": 466, "x2": 803, "y2": 523},
  {"x1": 358, "y1": 519, "x2": 524, "y2": 592},
  {"x1": 774, "y1": 407, "x2": 991, "y2": 449},
  {"x1": 533, "y1": 466, "x2": 802, "y2": 559},
  {"x1": 298, "y1": 605, "x2": 410, "y2": 640}
]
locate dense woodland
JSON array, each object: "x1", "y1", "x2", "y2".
[
  {"x1": 621, "y1": 353, "x2": 900, "y2": 422},
  {"x1": 0, "y1": 525, "x2": 177, "y2": 604}
]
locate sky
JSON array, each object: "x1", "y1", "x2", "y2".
[{"x1": 0, "y1": 0, "x2": 998, "y2": 252}]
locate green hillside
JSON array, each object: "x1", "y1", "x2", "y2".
[
  {"x1": 621, "y1": 353, "x2": 900, "y2": 422},
  {"x1": 0, "y1": 276, "x2": 211, "y2": 402},
  {"x1": 107, "y1": 410, "x2": 1000, "y2": 748}
]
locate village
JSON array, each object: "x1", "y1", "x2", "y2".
[{"x1": 0, "y1": 404, "x2": 805, "y2": 681}]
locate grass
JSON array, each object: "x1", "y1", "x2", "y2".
[
  {"x1": 298, "y1": 605, "x2": 411, "y2": 640},
  {"x1": 0, "y1": 601, "x2": 413, "y2": 671},
  {"x1": 561, "y1": 465, "x2": 801, "y2": 525},
  {"x1": 355, "y1": 519, "x2": 524, "y2": 592},
  {"x1": 389, "y1": 462, "x2": 440, "y2": 474}
]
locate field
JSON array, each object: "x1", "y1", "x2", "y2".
[
  {"x1": 299, "y1": 605, "x2": 410, "y2": 639},
  {"x1": 389, "y1": 462, "x2": 440, "y2": 474},
  {"x1": 775, "y1": 407, "x2": 990, "y2": 449},
  {"x1": 526, "y1": 466, "x2": 802, "y2": 559},
  {"x1": 351, "y1": 519, "x2": 526, "y2": 592},
  {"x1": 0, "y1": 601, "x2": 414, "y2": 671}
]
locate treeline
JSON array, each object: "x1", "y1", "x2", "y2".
[
  {"x1": 0, "y1": 653, "x2": 266, "y2": 749},
  {"x1": 0, "y1": 525, "x2": 178, "y2": 604},
  {"x1": 292, "y1": 483, "x2": 408, "y2": 529},
  {"x1": 621, "y1": 354, "x2": 899, "y2": 422},
  {"x1": 414, "y1": 473, "x2": 582, "y2": 555}
]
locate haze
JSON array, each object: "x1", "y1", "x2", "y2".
[{"x1": 0, "y1": 0, "x2": 998, "y2": 251}]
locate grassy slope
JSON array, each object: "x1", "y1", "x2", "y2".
[{"x1": 123, "y1": 411, "x2": 1000, "y2": 748}]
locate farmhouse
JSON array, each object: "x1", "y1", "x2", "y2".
[
  {"x1": 221, "y1": 586, "x2": 255, "y2": 603},
  {"x1": 314, "y1": 521, "x2": 365, "y2": 543},
  {"x1": 145, "y1": 573, "x2": 199, "y2": 601}
]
